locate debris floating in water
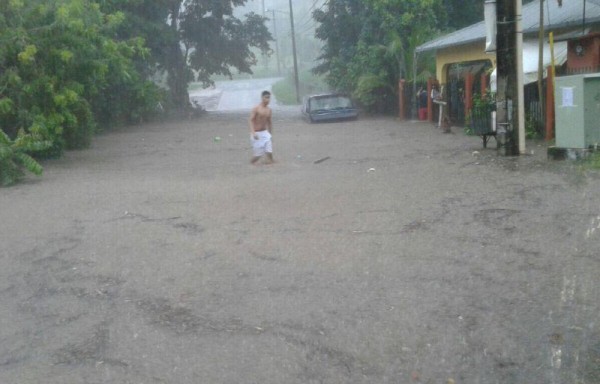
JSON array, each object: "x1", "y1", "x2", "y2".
[{"x1": 314, "y1": 156, "x2": 330, "y2": 164}]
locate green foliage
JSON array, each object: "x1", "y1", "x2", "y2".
[
  {"x1": 313, "y1": 0, "x2": 445, "y2": 114},
  {"x1": 579, "y1": 150, "x2": 600, "y2": 171},
  {"x1": 313, "y1": 0, "x2": 364, "y2": 77},
  {"x1": 0, "y1": 0, "x2": 274, "y2": 186},
  {"x1": 182, "y1": 2, "x2": 272, "y2": 105},
  {"x1": 525, "y1": 113, "x2": 542, "y2": 140},
  {"x1": 0, "y1": 129, "x2": 51, "y2": 187},
  {"x1": 472, "y1": 92, "x2": 496, "y2": 110},
  {"x1": 442, "y1": 0, "x2": 481, "y2": 30},
  {"x1": 468, "y1": 92, "x2": 496, "y2": 136},
  {"x1": 313, "y1": 0, "x2": 485, "y2": 114},
  {"x1": 0, "y1": 0, "x2": 162, "y2": 158},
  {"x1": 98, "y1": 1, "x2": 273, "y2": 109},
  {"x1": 300, "y1": 72, "x2": 330, "y2": 97},
  {"x1": 271, "y1": 79, "x2": 298, "y2": 106},
  {"x1": 590, "y1": 152, "x2": 600, "y2": 169},
  {"x1": 344, "y1": 41, "x2": 396, "y2": 111},
  {"x1": 354, "y1": 74, "x2": 390, "y2": 111},
  {"x1": 464, "y1": 115, "x2": 474, "y2": 135}
]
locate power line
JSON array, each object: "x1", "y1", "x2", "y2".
[
  {"x1": 297, "y1": 21, "x2": 318, "y2": 36},
  {"x1": 289, "y1": 0, "x2": 322, "y2": 30},
  {"x1": 295, "y1": 2, "x2": 322, "y2": 31},
  {"x1": 294, "y1": 9, "x2": 313, "y2": 27}
]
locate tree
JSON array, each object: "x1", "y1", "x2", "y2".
[
  {"x1": 179, "y1": 1, "x2": 272, "y2": 107},
  {"x1": 313, "y1": 0, "x2": 444, "y2": 112},
  {"x1": 313, "y1": 0, "x2": 365, "y2": 93},
  {"x1": 100, "y1": 1, "x2": 273, "y2": 111},
  {"x1": 0, "y1": 0, "x2": 157, "y2": 154},
  {"x1": 442, "y1": 0, "x2": 481, "y2": 30}
]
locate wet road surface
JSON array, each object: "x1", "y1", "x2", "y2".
[
  {"x1": 190, "y1": 78, "x2": 283, "y2": 111},
  {"x1": 1, "y1": 108, "x2": 599, "y2": 383}
]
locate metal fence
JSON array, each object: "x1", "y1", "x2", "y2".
[
  {"x1": 447, "y1": 78, "x2": 466, "y2": 125},
  {"x1": 524, "y1": 82, "x2": 545, "y2": 137}
]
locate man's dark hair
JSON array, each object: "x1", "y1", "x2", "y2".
[{"x1": 262, "y1": 90, "x2": 271, "y2": 97}]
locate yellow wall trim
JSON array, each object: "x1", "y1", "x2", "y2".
[{"x1": 436, "y1": 42, "x2": 496, "y2": 83}]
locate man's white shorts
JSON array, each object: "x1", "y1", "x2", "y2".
[{"x1": 251, "y1": 130, "x2": 272, "y2": 157}]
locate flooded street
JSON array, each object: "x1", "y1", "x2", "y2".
[
  {"x1": 189, "y1": 78, "x2": 284, "y2": 111},
  {"x1": 1, "y1": 104, "x2": 599, "y2": 383}
]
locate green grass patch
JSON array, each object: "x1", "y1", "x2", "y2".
[
  {"x1": 272, "y1": 78, "x2": 299, "y2": 105},
  {"x1": 581, "y1": 151, "x2": 600, "y2": 170}
]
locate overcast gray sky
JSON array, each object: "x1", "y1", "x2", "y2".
[{"x1": 238, "y1": 0, "x2": 325, "y2": 19}]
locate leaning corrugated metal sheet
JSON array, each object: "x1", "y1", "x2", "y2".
[{"x1": 417, "y1": 0, "x2": 600, "y2": 53}]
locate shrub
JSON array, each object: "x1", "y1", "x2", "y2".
[
  {"x1": 0, "y1": 0, "x2": 162, "y2": 157},
  {"x1": 0, "y1": 129, "x2": 51, "y2": 187},
  {"x1": 525, "y1": 113, "x2": 542, "y2": 140}
]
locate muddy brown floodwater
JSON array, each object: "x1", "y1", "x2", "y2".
[{"x1": 1, "y1": 109, "x2": 599, "y2": 383}]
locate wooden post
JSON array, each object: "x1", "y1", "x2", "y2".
[
  {"x1": 545, "y1": 65, "x2": 555, "y2": 141},
  {"x1": 427, "y1": 78, "x2": 434, "y2": 122},
  {"x1": 398, "y1": 79, "x2": 406, "y2": 120}
]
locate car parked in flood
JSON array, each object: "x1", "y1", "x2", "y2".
[{"x1": 301, "y1": 94, "x2": 359, "y2": 123}]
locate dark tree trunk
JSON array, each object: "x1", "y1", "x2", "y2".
[{"x1": 166, "y1": 1, "x2": 189, "y2": 111}]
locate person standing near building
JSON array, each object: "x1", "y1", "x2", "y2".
[
  {"x1": 249, "y1": 90, "x2": 274, "y2": 164},
  {"x1": 431, "y1": 83, "x2": 442, "y2": 127}
]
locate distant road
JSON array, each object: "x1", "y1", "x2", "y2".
[{"x1": 189, "y1": 77, "x2": 285, "y2": 112}]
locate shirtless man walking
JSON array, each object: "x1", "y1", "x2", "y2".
[{"x1": 249, "y1": 90, "x2": 274, "y2": 164}]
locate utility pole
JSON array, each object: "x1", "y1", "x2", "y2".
[
  {"x1": 271, "y1": 9, "x2": 282, "y2": 75},
  {"x1": 583, "y1": 0, "x2": 587, "y2": 34},
  {"x1": 495, "y1": 0, "x2": 524, "y2": 155},
  {"x1": 288, "y1": 0, "x2": 300, "y2": 103},
  {"x1": 261, "y1": 0, "x2": 267, "y2": 70},
  {"x1": 516, "y1": 0, "x2": 525, "y2": 154},
  {"x1": 538, "y1": 0, "x2": 544, "y2": 120}
]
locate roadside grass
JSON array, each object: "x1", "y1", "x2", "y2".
[
  {"x1": 272, "y1": 78, "x2": 298, "y2": 105},
  {"x1": 580, "y1": 151, "x2": 600, "y2": 170}
]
